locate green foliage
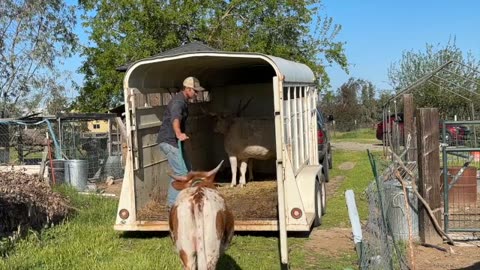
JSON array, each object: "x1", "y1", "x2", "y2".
[
  {"x1": 75, "y1": 0, "x2": 348, "y2": 112},
  {"x1": 0, "y1": 0, "x2": 78, "y2": 117},
  {"x1": 388, "y1": 38, "x2": 480, "y2": 119},
  {"x1": 323, "y1": 78, "x2": 378, "y2": 131}
]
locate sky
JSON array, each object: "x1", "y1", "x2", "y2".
[
  {"x1": 322, "y1": 0, "x2": 480, "y2": 92},
  {"x1": 64, "y1": 0, "x2": 480, "y2": 97}
]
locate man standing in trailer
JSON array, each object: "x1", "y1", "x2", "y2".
[{"x1": 157, "y1": 76, "x2": 205, "y2": 207}]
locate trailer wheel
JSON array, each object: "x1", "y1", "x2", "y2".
[
  {"x1": 320, "y1": 173, "x2": 327, "y2": 215},
  {"x1": 327, "y1": 144, "x2": 333, "y2": 169},
  {"x1": 313, "y1": 179, "x2": 323, "y2": 227},
  {"x1": 323, "y1": 156, "x2": 330, "y2": 183}
]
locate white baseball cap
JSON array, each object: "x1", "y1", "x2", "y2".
[{"x1": 183, "y1": 76, "x2": 205, "y2": 91}]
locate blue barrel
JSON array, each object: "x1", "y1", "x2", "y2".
[
  {"x1": 384, "y1": 180, "x2": 419, "y2": 241},
  {"x1": 65, "y1": 160, "x2": 88, "y2": 191}
]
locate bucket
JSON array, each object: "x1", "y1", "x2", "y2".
[
  {"x1": 443, "y1": 166, "x2": 477, "y2": 205},
  {"x1": 384, "y1": 180, "x2": 419, "y2": 241},
  {"x1": 65, "y1": 160, "x2": 88, "y2": 191},
  {"x1": 48, "y1": 159, "x2": 65, "y2": 185}
]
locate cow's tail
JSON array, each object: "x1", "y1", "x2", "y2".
[{"x1": 194, "y1": 201, "x2": 208, "y2": 270}]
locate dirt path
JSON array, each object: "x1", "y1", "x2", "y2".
[{"x1": 332, "y1": 142, "x2": 383, "y2": 152}]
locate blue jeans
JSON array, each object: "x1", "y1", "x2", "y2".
[{"x1": 159, "y1": 142, "x2": 189, "y2": 207}]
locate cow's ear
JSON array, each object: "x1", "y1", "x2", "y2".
[
  {"x1": 172, "y1": 180, "x2": 190, "y2": 191},
  {"x1": 170, "y1": 173, "x2": 188, "y2": 182}
]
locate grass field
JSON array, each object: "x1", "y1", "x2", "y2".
[
  {"x1": 331, "y1": 128, "x2": 378, "y2": 144},
  {"x1": 0, "y1": 148, "x2": 375, "y2": 270}
]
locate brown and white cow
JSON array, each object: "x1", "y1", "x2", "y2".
[{"x1": 169, "y1": 161, "x2": 234, "y2": 270}]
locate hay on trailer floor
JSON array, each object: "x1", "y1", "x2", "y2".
[
  {"x1": 137, "y1": 180, "x2": 278, "y2": 221},
  {"x1": 0, "y1": 171, "x2": 71, "y2": 238}
]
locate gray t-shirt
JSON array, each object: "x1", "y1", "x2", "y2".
[{"x1": 157, "y1": 92, "x2": 188, "y2": 147}]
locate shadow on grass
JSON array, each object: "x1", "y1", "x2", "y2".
[
  {"x1": 453, "y1": 262, "x2": 480, "y2": 270},
  {"x1": 234, "y1": 230, "x2": 312, "y2": 238},
  {"x1": 218, "y1": 254, "x2": 242, "y2": 269},
  {"x1": 119, "y1": 230, "x2": 311, "y2": 239},
  {"x1": 119, "y1": 231, "x2": 170, "y2": 239},
  {"x1": 120, "y1": 231, "x2": 242, "y2": 269}
]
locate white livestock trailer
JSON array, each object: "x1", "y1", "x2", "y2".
[{"x1": 114, "y1": 44, "x2": 326, "y2": 265}]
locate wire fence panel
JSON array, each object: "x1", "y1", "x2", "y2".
[
  {"x1": 359, "y1": 151, "x2": 413, "y2": 270},
  {"x1": 0, "y1": 117, "x2": 125, "y2": 188},
  {"x1": 441, "y1": 121, "x2": 480, "y2": 233},
  {"x1": 0, "y1": 121, "x2": 51, "y2": 166},
  {"x1": 59, "y1": 120, "x2": 124, "y2": 182}
]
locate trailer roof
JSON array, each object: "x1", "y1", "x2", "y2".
[{"x1": 121, "y1": 43, "x2": 315, "y2": 86}]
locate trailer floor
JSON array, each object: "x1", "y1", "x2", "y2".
[{"x1": 137, "y1": 180, "x2": 278, "y2": 221}]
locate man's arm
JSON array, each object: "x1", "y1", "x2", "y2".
[{"x1": 172, "y1": 118, "x2": 189, "y2": 141}]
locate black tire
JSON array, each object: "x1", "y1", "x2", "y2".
[
  {"x1": 327, "y1": 144, "x2": 333, "y2": 169},
  {"x1": 445, "y1": 131, "x2": 452, "y2": 146},
  {"x1": 323, "y1": 157, "x2": 330, "y2": 183},
  {"x1": 313, "y1": 179, "x2": 324, "y2": 227},
  {"x1": 321, "y1": 174, "x2": 327, "y2": 215}
]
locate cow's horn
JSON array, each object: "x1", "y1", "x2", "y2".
[{"x1": 206, "y1": 160, "x2": 224, "y2": 176}]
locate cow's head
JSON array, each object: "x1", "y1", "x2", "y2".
[
  {"x1": 202, "y1": 98, "x2": 253, "y2": 134},
  {"x1": 170, "y1": 160, "x2": 224, "y2": 190}
]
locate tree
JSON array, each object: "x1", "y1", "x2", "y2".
[
  {"x1": 327, "y1": 78, "x2": 378, "y2": 131},
  {"x1": 0, "y1": 0, "x2": 78, "y2": 118},
  {"x1": 388, "y1": 39, "x2": 480, "y2": 119},
  {"x1": 46, "y1": 85, "x2": 70, "y2": 115},
  {"x1": 75, "y1": 0, "x2": 348, "y2": 112},
  {"x1": 331, "y1": 78, "x2": 362, "y2": 131},
  {"x1": 358, "y1": 80, "x2": 376, "y2": 124}
]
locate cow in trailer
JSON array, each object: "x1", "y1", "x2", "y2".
[{"x1": 169, "y1": 161, "x2": 235, "y2": 270}]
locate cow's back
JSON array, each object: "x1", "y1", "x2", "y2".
[
  {"x1": 170, "y1": 186, "x2": 234, "y2": 270},
  {"x1": 224, "y1": 118, "x2": 276, "y2": 160}
]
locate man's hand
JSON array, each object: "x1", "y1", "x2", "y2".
[{"x1": 176, "y1": 133, "x2": 189, "y2": 141}]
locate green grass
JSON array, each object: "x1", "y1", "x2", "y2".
[
  {"x1": 322, "y1": 149, "x2": 375, "y2": 229},
  {"x1": 0, "y1": 186, "x2": 308, "y2": 269},
  {"x1": 331, "y1": 128, "x2": 378, "y2": 144},
  {"x1": 1, "y1": 144, "x2": 376, "y2": 270}
]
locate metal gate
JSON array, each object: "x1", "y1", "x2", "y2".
[{"x1": 441, "y1": 120, "x2": 480, "y2": 233}]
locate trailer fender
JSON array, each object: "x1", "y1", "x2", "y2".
[{"x1": 295, "y1": 164, "x2": 323, "y2": 216}]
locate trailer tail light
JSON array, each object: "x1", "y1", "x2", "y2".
[
  {"x1": 119, "y1": 209, "x2": 130, "y2": 220},
  {"x1": 318, "y1": 130, "x2": 325, "y2": 144},
  {"x1": 291, "y1": 208, "x2": 303, "y2": 219}
]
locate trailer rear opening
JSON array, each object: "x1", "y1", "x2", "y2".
[{"x1": 137, "y1": 180, "x2": 278, "y2": 221}]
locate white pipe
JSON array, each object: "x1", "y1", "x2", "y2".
[{"x1": 345, "y1": 190, "x2": 363, "y2": 244}]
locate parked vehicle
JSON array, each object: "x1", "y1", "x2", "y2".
[
  {"x1": 376, "y1": 113, "x2": 470, "y2": 145},
  {"x1": 317, "y1": 109, "x2": 333, "y2": 182}
]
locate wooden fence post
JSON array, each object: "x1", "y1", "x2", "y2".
[
  {"x1": 416, "y1": 108, "x2": 443, "y2": 244},
  {"x1": 403, "y1": 94, "x2": 416, "y2": 162}
]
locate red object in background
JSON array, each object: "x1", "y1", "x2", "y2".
[
  {"x1": 376, "y1": 113, "x2": 470, "y2": 144},
  {"x1": 318, "y1": 129, "x2": 325, "y2": 144}
]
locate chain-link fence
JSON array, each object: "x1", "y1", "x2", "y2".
[
  {"x1": 59, "y1": 119, "x2": 124, "y2": 181},
  {"x1": 357, "y1": 151, "x2": 417, "y2": 270}
]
